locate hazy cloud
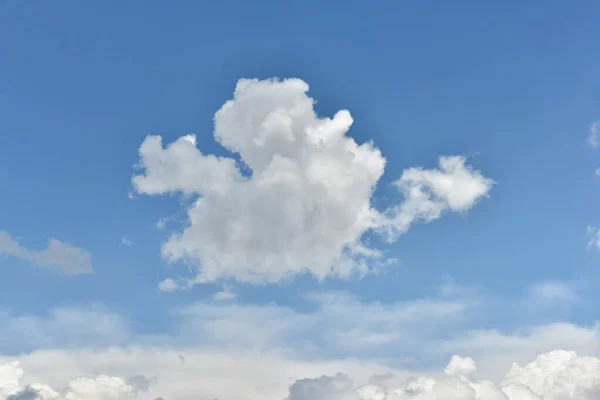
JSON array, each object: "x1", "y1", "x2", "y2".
[
  {"x1": 120, "y1": 236, "x2": 133, "y2": 247},
  {"x1": 587, "y1": 225, "x2": 600, "y2": 250},
  {"x1": 588, "y1": 121, "x2": 600, "y2": 148},
  {"x1": 0, "y1": 231, "x2": 92, "y2": 275}
]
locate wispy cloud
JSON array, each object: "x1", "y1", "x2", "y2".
[
  {"x1": 588, "y1": 121, "x2": 600, "y2": 148},
  {"x1": 121, "y1": 236, "x2": 133, "y2": 247},
  {"x1": 586, "y1": 225, "x2": 600, "y2": 250},
  {"x1": 0, "y1": 231, "x2": 93, "y2": 274},
  {"x1": 172, "y1": 287, "x2": 475, "y2": 358},
  {"x1": 528, "y1": 280, "x2": 577, "y2": 304},
  {"x1": 0, "y1": 305, "x2": 129, "y2": 353}
]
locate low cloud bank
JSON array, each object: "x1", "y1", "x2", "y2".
[
  {"x1": 1, "y1": 351, "x2": 598, "y2": 400},
  {"x1": 0, "y1": 362, "x2": 137, "y2": 400},
  {"x1": 287, "y1": 350, "x2": 600, "y2": 400}
]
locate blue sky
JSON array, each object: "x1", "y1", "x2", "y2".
[{"x1": 1, "y1": 2, "x2": 600, "y2": 400}]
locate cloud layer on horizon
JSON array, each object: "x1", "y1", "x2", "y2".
[
  {"x1": 2, "y1": 350, "x2": 599, "y2": 400},
  {"x1": 287, "y1": 350, "x2": 600, "y2": 400},
  {"x1": 0, "y1": 276, "x2": 598, "y2": 400},
  {"x1": 1, "y1": 281, "x2": 598, "y2": 381}
]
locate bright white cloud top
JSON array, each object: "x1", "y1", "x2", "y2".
[
  {"x1": 0, "y1": 362, "x2": 137, "y2": 400},
  {"x1": 1, "y1": 351, "x2": 599, "y2": 400},
  {"x1": 380, "y1": 155, "x2": 494, "y2": 240},
  {"x1": 132, "y1": 78, "x2": 493, "y2": 286},
  {"x1": 287, "y1": 351, "x2": 600, "y2": 400}
]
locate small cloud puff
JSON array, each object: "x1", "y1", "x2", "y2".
[
  {"x1": 120, "y1": 236, "x2": 133, "y2": 247},
  {"x1": 158, "y1": 278, "x2": 179, "y2": 292},
  {"x1": 212, "y1": 285, "x2": 236, "y2": 302}
]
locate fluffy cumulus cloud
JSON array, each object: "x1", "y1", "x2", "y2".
[
  {"x1": 132, "y1": 78, "x2": 493, "y2": 285},
  {"x1": 2, "y1": 349, "x2": 599, "y2": 400},
  {"x1": 379, "y1": 156, "x2": 494, "y2": 240},
  {"x1": 0, "y1": 348, "x2": 400, "y2": 400},
  {"x1": 0, "y1": 231, "x2": 92, "y2": 275},
  {"x1": 0, "y1": 362, "x2": 137, "y2": 400},
  {"x1": 433, "y1": 323, "x2": 600, "y2": 381},
  {"x1": 5, "y1": 350, "x2": 596, "y2": 400},
  {"x1": 286, "y1": 351, "x2": 600, "y2": 400}
]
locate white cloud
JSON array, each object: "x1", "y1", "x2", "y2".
[
  {"x1": 379, "y1": 155, "x2": 494, "y2": 240},
  {"x1": 212, "y1": 285, "x2": 236, "y2": 302},
  {"x1": 287, "y1": 373, "x2": 357, "y2": 400},
  {"x1": 586, "y1": 225, "x2": 600, "y2": 250},
  {"x1": 0, "y1": 290, "x2": 599, "y2": 400},
  {"x1": 2, "y1": 283, "x2": 597, "y2": 379},
  {"x1": 435, "y1": 322, "x2": 600, "y2": 380},
  {"x1": 186, "y1": 291, "x2": 596, "y2": 381},
  {"x1": 286, "y1": 350, "x2": 600, "y2": 400},
  {"x1": 172, "y1": 290, "x2": 471, "y2": 355},
  {"x1": 588, "y1": 121, "x2": 600, "y2": 148},
  {"x1": 0, "y1": 306, "x2": 130, "y2": 353},
  {"x1": 0, "y1": 362, "x2": 21, "y2": 399},
  {"x1": 132, "y1": 78, "x2": 492, "y2": 285},
  {"x1": 0, "y1": 361, "x2": 137, "y2": 400},
  {"x1": 0, "y1": 286, "x2": 470, "y2": 358},
  {"x1": 173, "y1": 287, "x2": 596, "y2": 370},
  {"x1": 0, "y1": 348, "x2": 401, "y2": 400},
  {"x1": 120, "y1": 236, "x2": 133, "y2": 247},
  {"x1": 502, "y1": 350, "x2": 600, "y2": 400},
  {"x1": 0, "y1": 231, "x2": 92, "y2": 275},
  {"x1": 158, "y1": 278, "x2": 179, "y2": 292},
  {"x1": 528, "y1": 281, "x2": 576, "y2": 305},
  {"x1": 3, "y1": 349, "x2": 598, "y2": 400}
]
